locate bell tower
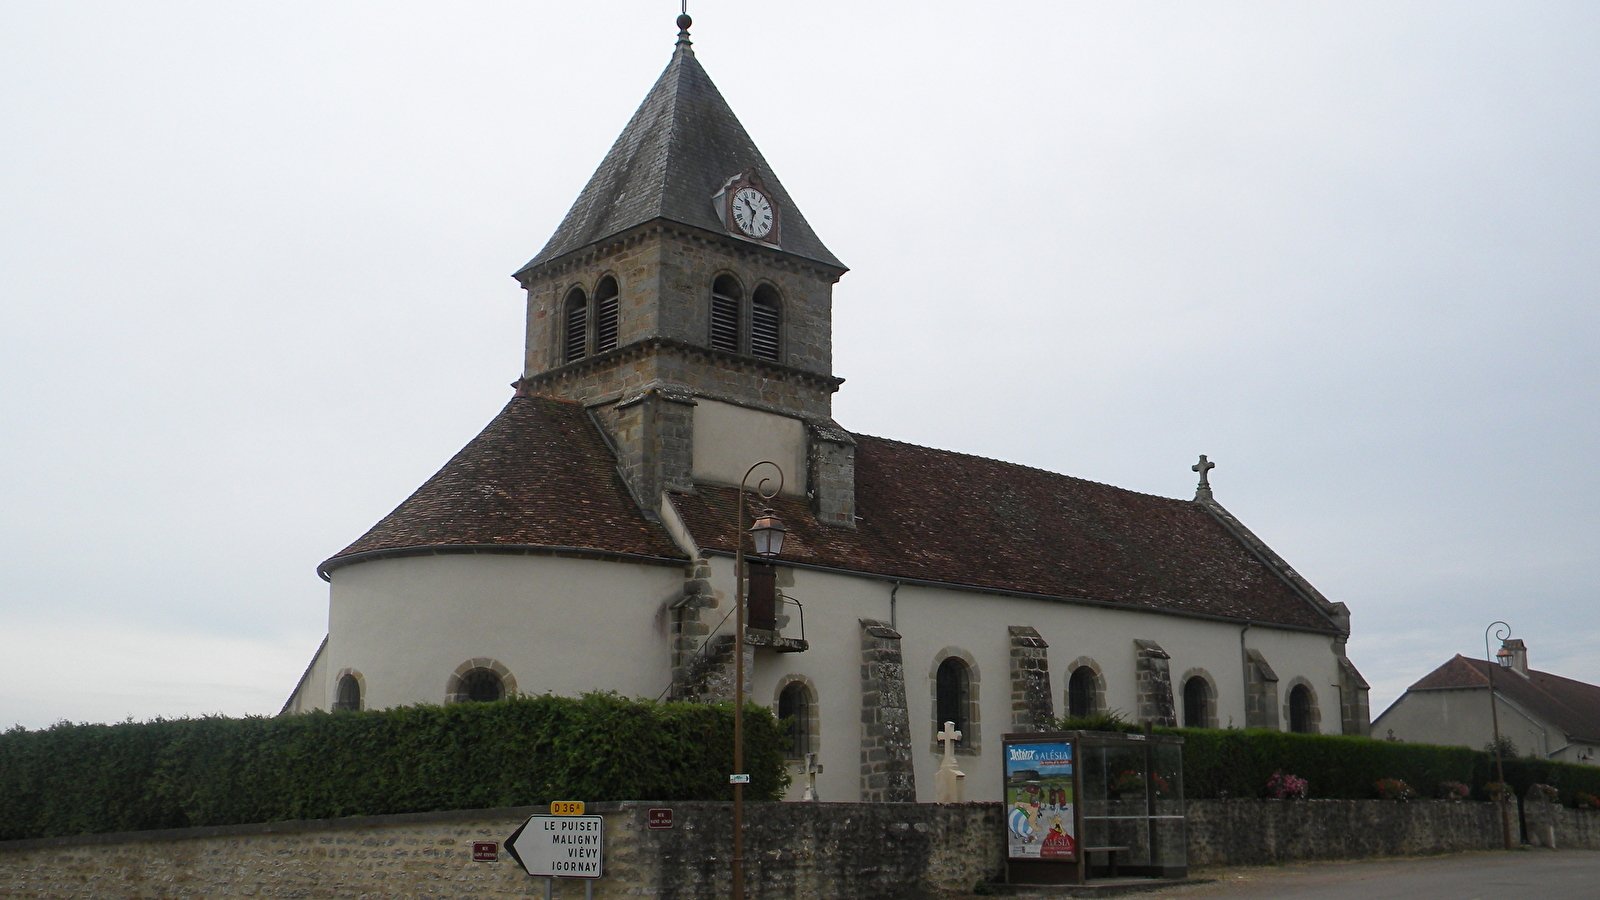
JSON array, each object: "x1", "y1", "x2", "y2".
[{"x1": 513, "y1": 16, "x2": 855, "y2": 527}]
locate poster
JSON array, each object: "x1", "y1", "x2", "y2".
[{"x1": 1005, "y1": 741, "x2": 1075, "y2": 861}]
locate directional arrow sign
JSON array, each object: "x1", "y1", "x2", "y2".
[{"x1": 504, "y1": 815, "x2": 604, "y2": 878}]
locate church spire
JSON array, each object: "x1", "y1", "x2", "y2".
[{"x1": 514, "y1": 17, "x2": 843, "y2": 277}]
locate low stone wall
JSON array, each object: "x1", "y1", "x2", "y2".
[
  {"x1": 0, "y1": 802, "x2": 1005, "y2": 900},
  {"x1": 1524, "y1": 797, "x2": 1600, "y2": 850},
  {"x1": 1185, "y1": 799, "x2": 1502, "y2": 866}
]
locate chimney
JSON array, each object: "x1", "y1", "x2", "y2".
[{"x1": 1499, "y1": 638, "x2": 1528, "y2": 676}]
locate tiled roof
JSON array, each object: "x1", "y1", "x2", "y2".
[
  {"x1": 1409, "y1": 655, "x2": 1600, "y2": 742},
  {"x1": 515, "y1": 36, "x2": 844, "y2": 274},
  {"x1": 320, "y1": 397, "x2": 685, "y2": 574},
  {"x1": 668, "y1": 435, "x2": 1340, "y2": 631}
]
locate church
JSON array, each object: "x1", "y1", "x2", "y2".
[{"x1": 283, "y1": 16, "x2": 1370, "y2": 803}]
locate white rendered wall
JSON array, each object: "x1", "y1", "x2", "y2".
[
  {"x1": 322, "y1": 554, "x2": 685, "y2": 711},
  {"x1": 691, "y1": 400, "x2": 807, "y2": 496},
  {"x1": 1374, "y1": 687, "x2": 1559, "y2": 759}
]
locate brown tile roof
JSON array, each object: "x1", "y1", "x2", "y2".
[
  {"x1": 1408, "y1": 655, "x2": 1600, "y2": 743},
  {"x1": 320, "y1": 397, "x2": 685, "y2": 574},
  {"x1": 668, "y1": 435, "x2": 1339, "y2": 631}
]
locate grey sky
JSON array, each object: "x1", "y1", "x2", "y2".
[{"x1": 2, "y1": 1, "x2": 1596, "y2": 730}]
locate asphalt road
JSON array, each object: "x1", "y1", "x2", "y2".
[{"x1": 1142, "y1": 851, "x2": 1600, "y2": 900}]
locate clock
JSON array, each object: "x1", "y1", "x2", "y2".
[{"x1": 730, "y1": 187, "x2": 774, "y2": 239}]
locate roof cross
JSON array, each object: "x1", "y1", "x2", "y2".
[{"x1": 1192, "y1": 455, "x2": 1215, "y2": 501}]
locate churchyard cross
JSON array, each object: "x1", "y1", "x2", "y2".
[
  {"x1": 935, "y1": 720, "x2": 966, "y2": 802},
  {"x1": 801, "y1": 752, "x2": 824, "y2": 802}
]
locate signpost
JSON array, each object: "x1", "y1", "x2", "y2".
[
  {"x1": 647, "y1": 808, "x2": 674, "y2": 830},
  {"x1": 506, "y1": 801, "x2": 603, "y2": 899}
]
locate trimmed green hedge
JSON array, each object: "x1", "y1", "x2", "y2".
[
  {"x1": 1164, "y1": 727, "x2": 1600, "y2": 805},
  {"x1": 0, "y1": 693, "x2": 787, "y2": 841}
]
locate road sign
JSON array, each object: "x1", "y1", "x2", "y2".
[
  {"x1": 472, "y1": 841, "x2": 498, "y2": 862},
  {"x1": 729, "y1": 773, "x2": 750, "y2": 784},
  {"x1": 505, "y1": 815, "x2": 604, "y2": 878},
  {"x1": 647, "y1": 808, "x2": 674, "y2": 830},
  {"x1": 551, "y1": 800, "x2": 585, "y2": 815}
]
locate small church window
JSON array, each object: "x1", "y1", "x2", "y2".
[
  {"x1": 710, "y1": 275, "x2": 742, "y2": 353},
  {"x1": 777, "y1": 681, "x2": 811, "y2": 759},
  {"x1": 935, "y1": 657, "x2": 971, "y2": 748},
  {"x1": 750, "y1": 284, "x2": 781, "y2": 361},
  {"x1": 1183, "y1": 676, "x2": 1211, "y2": 728},
  {"x1": 1289, "y1": 684, "x2": 1314, "y2": 733},
  {"x1": 563, "y1": 287, "x2": 588, "y2": 363},
  {"x1": 460, "y1": 667, "x2": 505, "y2": 703},
  {"x1": 594, "y1": 276, "x2": 620, "y2": 353},
  {"x1": 333, "y1": 673, "x2": 361, "y2": 712},
  {"x1": 1068, "y1": 666, "x2": 1098, "y2": 719}
]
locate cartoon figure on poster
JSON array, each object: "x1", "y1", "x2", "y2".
[{"x1": 1005, "y1": 742, "x2": 1075, "y2": 860}]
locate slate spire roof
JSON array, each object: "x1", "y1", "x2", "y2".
[{"x1": 516, "y1": 23, "x2": 843, "y2": 274}]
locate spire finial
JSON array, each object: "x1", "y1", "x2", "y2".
[
  {"x1": 676, "y1": 3, "x2": 692, "y2": 48},
  {"x1": 1192, "y1": 454, "x2": 1215, "y2": 501}
]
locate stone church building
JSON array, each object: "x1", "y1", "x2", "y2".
[{"x1": 284, "y1": 18, "x2": 1370, "y2": 803}]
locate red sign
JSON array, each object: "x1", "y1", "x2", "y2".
[
  {"x1": 472, "y1": 841, "x2": 498, "y2": 862},
  {"x1": 647, "y1": 808, "x2": 674, "y2": 830}
]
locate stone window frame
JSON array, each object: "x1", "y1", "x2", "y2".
[
  {"x1": 1064, "y1": 656, "x2": 1107, "y2": 719},
  {"x1": 332, "y1": 667, "x2": 366, "y2": 712},
  {"x1": 445, "y1": 657, "x2": 518, "y2": 705},
  {"x1": 560, "y1": 272, "x2": 623, "y2": 364},
  {"x1": 1178, "y1": 667, "x2": 1219, "y2": 729},
  {"x1": 1284, "y1": 676, "x2": 1321, "y2": 734},
  {"x1": 929, "y1": 647, "x2": 981, "y2": 756},
  {"x1": 773, "y1": 674, "x2": 820, "y2": 762},
  {"x1": 707, "y1": 271, "x2": 784, "y2": 361}
]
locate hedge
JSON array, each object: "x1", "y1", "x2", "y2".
[
  {"x1": 0, "y1": 693, "x2": 787, "y2": 841},
  {"x1": 1163, "y1": 727, "x2": 1600, "y2": 805}
]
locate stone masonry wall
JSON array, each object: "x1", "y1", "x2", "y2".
[
  {"x1": 1133, "y1": 639, "x2": 1176, "y2": 728},
  {"x1": 860, "y1": 618, "x2": 917, "y2": 803},
  {"x1": 1244, "y1": 648, "x2": 1280, "y2": 730},
  {"x1": 0, "y1": 802, "x2": 1003, "y2": 900},
  {"x1": 1007, "y1": 626, "x2": 1054, "y2": 732},
  {"x1": 1185, "y1": 798, "x2": 1502, "y2": 867}
]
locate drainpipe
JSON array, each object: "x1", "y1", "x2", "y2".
[
  {"x1": 1239, "y1": 621, "x2": 1253, "y2": 724},
  {"x1": 890, "y1": 581, "x2": 901, "y2": 631}
]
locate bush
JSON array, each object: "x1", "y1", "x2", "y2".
[
  {"x1": 1437, "y1": 781, "x2": 1470, "y2": 801},
  {"x1": 0, "y1": 693, "x2": 787, "y2": 841},
  {"x1": 1266, "y1": 771, "x2": 1308, "y2": 799},
  {"x1": 1374, "y1": 778, "x2": 1417, "y2": 801}
]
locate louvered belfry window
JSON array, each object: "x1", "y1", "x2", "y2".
[
  {"x1": 750, "y1": 285, "x2": 781, "y2": 361},
  {"x1": 710, "y1": 275, "x2": 741, "y2": 353},
  {"x1": 594, "y1": 276, "x2": 620, "y2": 353},
  {"x1": 564, "y1": 287, "x2": 588, "y2": 363}
]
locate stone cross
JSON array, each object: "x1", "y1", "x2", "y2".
[
  {"x1": 1192, "y1": 455, "x2": 1215, "y2": 500},
  {"x1": 935, "y1": 721, "x2": 966, "y2": 802},
  {"x1": 801, "y1": 752, "x2": 824, "y2": 802}
]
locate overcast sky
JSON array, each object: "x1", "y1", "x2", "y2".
[{"x1": 2, "y1": 1, "x2": 1596, "y2": 731}]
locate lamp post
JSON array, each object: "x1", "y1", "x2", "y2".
[
  {"x1": 732, "y1": 462, "x2": 785, "y2": 900},
  {"x1": 1485, "y1": 620, "x2": 1513, "y2": 850}
]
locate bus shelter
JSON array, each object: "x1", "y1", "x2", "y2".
[{"x1": 1002, "y1": 730, "x2": 1186, "y2": 885}]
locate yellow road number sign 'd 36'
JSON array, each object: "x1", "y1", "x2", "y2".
[{"x1": 550, "y1": 801, "x2": 585, "y2": 816}]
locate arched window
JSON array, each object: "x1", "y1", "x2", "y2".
[
  {"x1": 563, "y1": 286, "x2": 588, "y2": 363},
  {"x1": 594, "y1": 276, "x2": 620, "y2": 353},
  {"x1": 710, "y1": 275, "x2": 742, "y2": 353},
  {"x1": 936, "y1": 657, "x2": 972, "y2": 748},
  {"x1": 1289, "y1": 684, "x2": 1314, "y2": 734},
  {"x1": 1068, "y1": 666, "x2": 1098, "y2": 719},
  {"x1": 1183, "y1": 676, "x2": 1211, "y2": 728},
  {"x1": 333, "y1": 673, "x2": 361, "y2": 712},
  {"x1": 777, "y1": 681, "x2": 812, "y2": 760},
  {"x1": 460, "y1": 668, "x2": 505, "y2": 703},
  {"x1": 750, "y1": 284, "x2": 781, "y2": 361}
]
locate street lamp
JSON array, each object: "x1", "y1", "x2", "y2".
[
  {"x1": 733, "y1": 462, "x2": 785, "y2": 900},
  {"x1": 1485, "y1": 620, "x2": 1513, "y2": 851}
]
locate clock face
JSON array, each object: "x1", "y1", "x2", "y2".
[{"x1": 730, "y1": 187, "x2": 774, "y2": 238}]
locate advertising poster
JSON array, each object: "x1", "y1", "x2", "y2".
[{"x1": 1005, "y1": 741, "x2": 1075, "y2": 861}]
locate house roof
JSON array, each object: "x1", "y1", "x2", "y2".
[
  {"x1": 320, "y1": 397, "x2": 686, "y2": 574},
  {"x1": 515, "y1": 30, "x2": 844, "y2": 275},
  {"x1": 1408, "y1": 655, "x2": 1600, "y2": 743},
  {"x1": 668, "y1": 435, "x2": 1340, "y2": 631}
]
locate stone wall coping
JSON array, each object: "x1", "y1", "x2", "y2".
[{"x1": 0, "y1": 800, "x2": 999, "y2": 854}]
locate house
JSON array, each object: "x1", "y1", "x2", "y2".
[
  {"x1": 282, "y1": 15, "x2": 1370, "y2": 803},
  {"x1": 1375, "y1": 639, "x2": 1600, "y2": 766}
]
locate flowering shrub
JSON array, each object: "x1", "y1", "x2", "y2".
[
  {"x1": 1374, "y1": 778, "x2": 1417, "y2": 801},
  {"x1": 1531, "y1": 783, "x2": 1560, "y2": 802},
  {"x1": 1267, "y1": 771, "x2": 1309, "y2": 799},
  {"x1": 1574, "y1": 792, "x2": 1600, "y2": 810},
  {"x1": 1436, "y1": 781, "x2": 1470, "y2": 801},
  {"x1": 1111, "y1": 769, "x2": 1146, "y2": 794},
  {"x1": 1484, "y1": 781, "x2": 1512, "y2": 799}
]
